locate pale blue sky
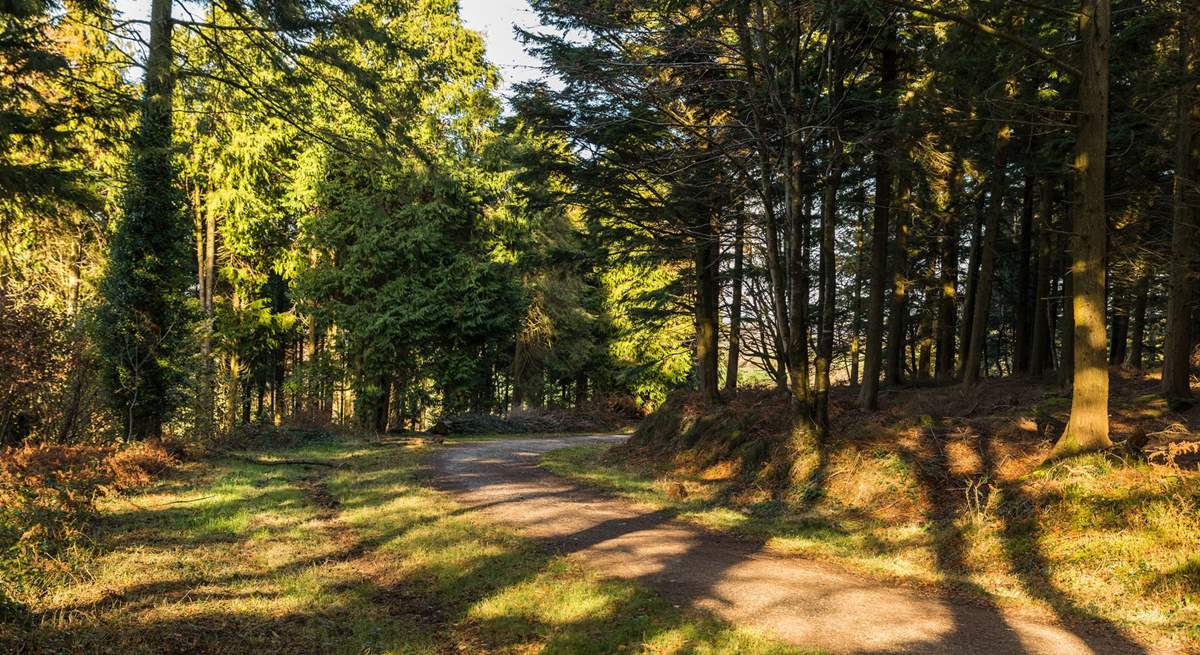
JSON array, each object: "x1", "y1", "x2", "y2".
[
  {"x1": 460, "y1": 0, "x2": 544, "y2": 93},
  {"x1": 111, "y1": 0, "x2": 546, "y2": 94}
]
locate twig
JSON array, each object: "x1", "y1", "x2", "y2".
[{"x1": 151, "y1": 495, "x2": 215, "y2": 507}]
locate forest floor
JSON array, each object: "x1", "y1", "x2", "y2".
[
  {"x1": 437, "y1": 435, "x2": 1160, "y2": 655},
  {"x1": 538, "y1": 374, "x2": 1200, "y2": 654},
  {"x1": 4, "y1": 434, "x2": 807, "y2": 654},
  {"x1": 6, "y1": 396, "x2": 1192, "y2": 654}
]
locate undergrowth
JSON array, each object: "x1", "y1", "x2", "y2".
[
  {"x1": 0, "y1": 424, "x2": 335, "y2": 624},
  {"x1": 0, "y1": 441, "x2": 174, "y2": 619}
]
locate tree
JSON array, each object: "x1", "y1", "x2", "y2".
[
  {"x1": 884, "y1": 0, "x2": 1116, "y2": 454},
  {"x1": 1052, "y1": 0, "x2": 1114, "y2": 457},
  {"x1": 95, "y1": 0, "x2": 191, "y2": 439},
  {"x1": 859, "y1": 25, "x2": 898, "y2": 410},
  {"x1": 1162, "y1": 12, "x2": 1199, "y2": 403},
  {"x1": 962, "y1": 123, "x2": 1012, "y2": 386}
]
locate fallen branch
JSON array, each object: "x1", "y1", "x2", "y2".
[{"x1": 151, "y1": 495, "x2": 216, "y2": 507}]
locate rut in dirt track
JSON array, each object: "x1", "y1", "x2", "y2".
[{"x1": 430, "y1": 435, "x2": 1152, "y2": 655}]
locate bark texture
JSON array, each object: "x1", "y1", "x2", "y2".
[{"x1": 1054, "y1": 0, "x2": 1113, "y2": 457}]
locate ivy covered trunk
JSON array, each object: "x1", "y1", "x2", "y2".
[{"x1": 97, "y1": 0, "x2": 190, "y2": 440}]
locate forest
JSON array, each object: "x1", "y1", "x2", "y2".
[{"x1": 2, "y1": 0, "x2": 1199, "y2": 652}]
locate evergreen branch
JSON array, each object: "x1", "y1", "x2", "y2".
[{"x1": 872, "y1": 0, "x2": 1082, "y2": 78}]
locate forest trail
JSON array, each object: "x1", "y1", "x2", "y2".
[{"x1": 431, "y1": 435, "x2": 1152, "y2": 655}]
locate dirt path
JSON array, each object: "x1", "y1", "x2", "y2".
[{"x1": 431, "y1": 435, "x2": 1152, "y2": 655}]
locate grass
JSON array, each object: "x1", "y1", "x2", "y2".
[
  {"x1": 542, "y1": 444, "x2": 1200, "y2": 651},
  {"x1": 3, "y1": 435, "x2": 816, "y2": 655}
]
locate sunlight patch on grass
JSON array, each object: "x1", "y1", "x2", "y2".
[
  {"x1": 468, "y1": 558, "x2": 625, "y2": 626},
  {"x1": 8, "y1": 437, "x2": 819, "y2": 655}
]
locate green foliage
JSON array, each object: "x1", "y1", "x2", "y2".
[
  {"x1": 1, "y1": 1, "x2": 132, "y2": 309},
  {"x1": 290, "y1": 0, "x2": 523, "y2": 422},
  {"x1": 0, "y1": 2, "x2": 132, "y2": 448},
  {"x1": 603, "y1": 262, "x2": 693, "y2": 407}
]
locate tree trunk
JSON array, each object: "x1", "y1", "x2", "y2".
[
  {"x1": 228, "y1": 292, "x2": 243, "y2": 432},
  {"x1": 391, "y1": 375, "x2": 407, "y2": 431},
  {"x1": 1014, "y1": 173, "x2": 1035, "y2": 372},
  {"x1": 963, "y1": 126, "x2": 1012, "y2": 386},
  {"x1": 1163, "y1": 16, "x2": 1199, "y2": 401},
  {"x1": 815, "y1": 12, "x2": 844, "y2": 430},
  {"x1": 959, "y1": 191, "x2": 986, "y2": 374},
  {"x1": 511, "y1": 341, "x2": 526, "y2": 410},
  {"x1": 917, "y1": 244, "x2": 937, "y2": 380},
  {"x1": 1109, "y1": 299, "x2": 1128, "y2": 366},
  {"x1": 787, "y1": 149, "x2": 811, "y2": 411},
  {"x1": 859, "y1": 31, "x2": 898, "y2": 410},
  {"x1": 241, "y1": 377, "x2": 252, "y2": 426},
  {"x1": 725, "y1": 209, "x2": 745, "y2": 395},
  {"x1": 816, "y1": 158, "x2": 840, "y2": 428},
  {"x1": 935, "y1": 159, "x2": 961, "y2": 381},
  {"x1": 1059, "y1": 256, "x2": 1075, "y2": 388},
  {"x1": 574, "y1": 372, "x2": 587, "y2": 408},
  {"x1": 193, "y1": 177, "x2": 217, "y2": 438},
  {"x1": 1127, "y1": 272, "x2": 1149, "y2": 369},
  {"x1": 850, "y1": 186, "x2": 867, "y2": 387},
  {"x1": 696, "y1": 213, "x2": 722, "y2": 405},
  {"x1": 67, "y1": 239, "x2": 82, "y2": 317},
  {"x1": 374, "y1": 374, "x2": 391, "y2": 433},
  {"x1": 886, "y1": 170, "x2": 911, "y2": 386},
  {"x1": 1031, "y1": 181, "x2": 1055, "y2": 377},
  {"x1": 104, "y1": 0, "x2": 175, "y2": 440},
  {"x1": 1054, "y1": 0, "x2": 1113, "y2": 457},
  {"x1": 734, "y1": 9, "x2": 791, "y2": 380}
]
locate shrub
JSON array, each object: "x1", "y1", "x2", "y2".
[
  {"x1": 0, "y1": 293, "x2": 112, "y2": 445},
  {"x1": 0, "y1": 441, "x2": 175, "y2": 604},
  {"x1": 0, "y1": 295, "x2": 67, "y2": 445}
]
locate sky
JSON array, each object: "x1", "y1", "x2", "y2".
[
  {"x1": 111, "y1": 0, "x2": 547, "y2": 96},
  {"x1": 459, "y1": 0, "x2": 546, "y2": 95}
]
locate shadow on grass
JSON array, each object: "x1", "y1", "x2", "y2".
[
  {"x1": 995, "y1": 476, "x2": 1148, "y2": 655},
  {"x1": 893, "y1": 420, "x2": 1031, "y2": 653},
  {"x1": 10, "y1": 442, "x2": 806, "y2": 655},
  {"x1": 537, "y1": 428, "x2": 1164, "y2": 653},
  {"x1": 895, "y1": 419, "x2": 1147, "y2": 655}
]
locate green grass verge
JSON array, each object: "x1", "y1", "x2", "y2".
[{"x1": 4, "y1": 437, "x2": 816, "y2": 655}]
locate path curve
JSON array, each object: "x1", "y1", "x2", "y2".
[{"x1": 430, "y1": 435, "x2": 1149, "y2": 655}]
